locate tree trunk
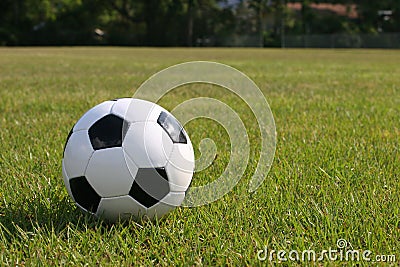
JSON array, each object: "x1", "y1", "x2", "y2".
[
  {"x1": 259, "y1": 2, "x2": 264, "y2": 47},
  {"x1": 187, "y1": 0, "x2": 194, "y2": 46}
]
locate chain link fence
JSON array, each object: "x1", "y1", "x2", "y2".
[
  {"x1": 283, "y1": 33, "x2": 400, "y2": 48},
  {"x1": 208, "y1": 33, "x2": 400, "y2": 48}
]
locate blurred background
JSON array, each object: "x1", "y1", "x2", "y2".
[{"x1": 0, "y1": 0, "x2": 399, "y2": 48}]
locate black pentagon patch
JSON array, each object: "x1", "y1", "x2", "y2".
[
  {"x1": 63, "y1": 126, "x2": 74, "y2": 157},
  {"x1": 157, "y1": 111, "x2": 187, "y2": 144},
  {"x1": 69, "y1": 176, "x2": 101, "y2": 213},
  {"x1": 129, "y1": 168, "x2": 170, "y2": 208},
  {"x1": 88, "y1": 114, "x2": 128, "y2": 150},
  {"x1": 156, "y1": 168, "x2": 168, "y2": 181}
]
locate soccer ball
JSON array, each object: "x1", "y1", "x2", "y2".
[{"x1": 62, "y1": 98, "x2": 194, "y2": 222}]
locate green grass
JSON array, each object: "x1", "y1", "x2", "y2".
[{"x1": 0, "y1": 47, "x2": 399, "y2": 266}]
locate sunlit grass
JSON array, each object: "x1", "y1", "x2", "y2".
[{"x1": 0, "y1": 48, "x2": 399, "y2": 265}]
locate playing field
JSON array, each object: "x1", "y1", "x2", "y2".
[{"x1": 0, "y1": 48, "x2": 398, "y2": 265}]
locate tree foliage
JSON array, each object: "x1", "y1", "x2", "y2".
[{"x1": 0, "y1": 0, "x2": 398, "y2": 46}]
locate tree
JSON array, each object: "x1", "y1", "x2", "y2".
[
  {"x1": 247, "y1": 0, "x2": 287, "y2": 46},
  {"x1": 0, "y1": 0, "x2": 103, "y2": 45}
]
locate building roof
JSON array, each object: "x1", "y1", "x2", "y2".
[{"x1": 287, "y1": 3, "x2": 358, "y2": 19}]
